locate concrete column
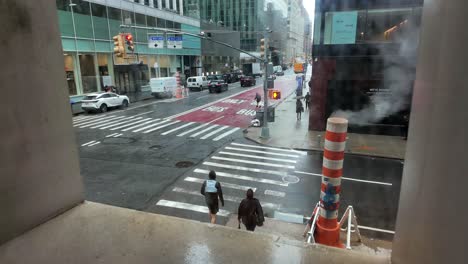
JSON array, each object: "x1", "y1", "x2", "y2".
[
  {"x1": 72, "y1": 53, "x2": 83, "y2": 95},
  {"x1": 93, "y1": 54, "x2": 102, "y2": 91},
  {"x1": 158, "y1": 0, "x2": 162, "y2": 10},
  {"x1": 179, "y1": 0, "x2": 183, "y2": 15},
  {"x1": 107, "y1": 53, "x2": 115, "y2": 86},
  {"x1": 172, "y1": 0, "x2": 177, "y2": 11},
  {"x1": 392, "y1": 0, "x2": 468, "y2": 263},
  {"x1": 165, "y1": 0, "x2": 170, "y2": 9},
  {"x1": 149, "y1": 0, "x2": 154, "y2": 8},
  {"x1": 0, "y1": 0, "x2": 84, "y2": 245}
]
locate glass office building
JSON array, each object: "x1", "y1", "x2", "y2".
[{"x1": 56, "y1": 0, "x2": 201, "y2": 99}]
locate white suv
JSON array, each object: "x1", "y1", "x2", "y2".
[
  {"x1": 187, "y1": 76, "x2": 209, "y2": 91},
  {"x1": 81, "y1": 92, "x2": 130, "y2": 113}
]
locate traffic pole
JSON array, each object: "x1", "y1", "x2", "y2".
[
  {"x1": 314, "y1": 117, "x2": 348, "y2": 248},
  {"x1": 260, "y1": 29, "x2": 270, "y2": 139}
]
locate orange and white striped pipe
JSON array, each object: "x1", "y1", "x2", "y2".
[{"x1": 315, "y1": 117, "x2": 348, "y2": 247}]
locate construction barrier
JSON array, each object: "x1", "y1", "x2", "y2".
[{"x1": 314, "y1": 117, "x2": 348, "y2": 248}]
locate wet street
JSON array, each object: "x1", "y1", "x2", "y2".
[{"x1": 74, "y1": 75, "x2": 402, "y2": 240}]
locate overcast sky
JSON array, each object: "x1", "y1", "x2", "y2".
[{"x1": 303, "y1": 0, "x2": 315, "y2": 22}]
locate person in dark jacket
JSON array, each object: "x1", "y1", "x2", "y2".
[
  {"x1": 200, "y1": 170, "x2": 224, "y2": 224},
  {"x1": 304, "y1": 92, "x2": 311, "y2": 110},
  {"x1": 237, "y1": 189, "x2": 264, "y2": 231},
  {"x1": 296, "y1": 99, "x2": 304, "y2": 120},
  {"x1": 254, "y1": 92, "x2": 262, "y2": 108}
]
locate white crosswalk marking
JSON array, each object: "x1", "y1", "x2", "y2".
[
  {"x1": 177, "y1": 116, "x2": 224, "y2": 137},
  {"x1": 120, "y1": 119, "x2": 161, "y2": 131},
  {"x1": 190, "y1": 124, "x2": 219, "y2": 138},
  {"x1": 105, "y1": 133, "x2": 119, "y2": 138},
  {"x1": 194, "y1": 169, "x2": 288, "y2": 187},
  {"x1": 231, "y1": 142, "x2": 307, "y2": 155},
  {"x1": 224, "y1": 146, "x2": 300, "y2": 158},
  {"x1": 100, "y1": 117, "x2": 151, "y2": 130},
  {"x1": 156, "y1": 200, "x2": 230, "y2": 217},
  {"x1": 184, "y1": 177, "x2": 256, "y2": 191},
  {"x1": 142, "y1": 120, "x2": 181, "y2": 133},
  {"x1": 211, "y1": 156, "x2": 295, "y2": 169},
  {"x1": 161, "y1": 122, "x2": 195, "y2": 135},
  {"x1": 79, "y1": 116, "x2": 124, "y2": 128},
  {"x1": 203, "y1": 162, "x2": 287, "y2": 177},
  {"x1": 218, "y1": 151, "x2": 297, "y2": 164},
  {"x1": 132, "y1": 119, "x2": 171, "y2": 132},
  {"x1": 91, "y1": 116, "x2": 141, "y2": 129},
  {"x1": 73, "y1": 115, "x2": 116, "y2": 126},
  {"x1": 200, "y1": 126, "x2": 228, "y2": 140},
  {"x1": 73, "y1": 115, "x2": 106, "y2": 124},
  {"x1": 265, "y1": 190, "x2": 286, "y2": 197},
  {"x1": 212, "y1": 127, "x2": 240, "y2": 141}
]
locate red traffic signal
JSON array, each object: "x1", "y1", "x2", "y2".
[
  {"x1": 125, "y1": 34, "x2": 134, "y2": 52},
  {"x1": 125, "y1": 34, "x2": 133, "y2": 41}
]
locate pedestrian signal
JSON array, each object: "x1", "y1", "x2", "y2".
[{"x1": 272, "y1": 90, "x2": 281, "y2": 100}]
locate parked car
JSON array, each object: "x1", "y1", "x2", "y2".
[
  {"x1": 240, "y1": 75, "x2": 256, "y2": 87},
  {"x1": 81, "y1": 92, "x2": 130, "y2": 113},
  {"x1": 208, "y1": 79, "x2": 229, "y2": 93},
  {"x1": 187, "y1": 76, "x2": 209, "y2": 91},
  {"x1": 207, "y1": 74, "x2": 226, "y2": 83}
]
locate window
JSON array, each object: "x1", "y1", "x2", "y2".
[
  {"x1": 107, "y1": 7, "x2": 121, "y2": 21},
  {"x1": 99, "y1": 94, "x2": 111, "y2": 98},
  {"x1": 157, "y1": 18, "x2": 166, "y2": 28},
  {"x1": 162, "y1": 0, "x2": 166, "y2": 9},
  {"x1": 153, "y1": 0, "x2": 158, "y2": 8},
  {"x1": 169, "y1": 0, "x2": 174, "y2": 10},
  {"x1": 90, "y1": 3, "x2": 106, "y2": 18},
  {"x1": 166, "y1": 20, "x2": 174, "y2": 29},
  {"x1": 72, "y1": 0, "x2": 90, "y2": 15},
  {"x1": 56, "y1": 0, "x2": 71, "y2": 11},
  {"x1": 147, "y1": 16, "x2": 157, "y2": 27},
  {"x1": 173, "y1": 22, "x2": 181, "y2": 30},
  {"x1": 135, "y1": 13, "x2": 146, "y2": 26},
  {"x1": 176, "y1": 0, "x2": 180, "y2": 12}
]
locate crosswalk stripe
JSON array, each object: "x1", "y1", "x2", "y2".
[
  {"x1": 105, "y1": 133, "x2": 119, "y2": 137},
  {"x1": 142, "y1": 120, "x2": 181, "y2": 133},
  {"x1": 212, "y1": 127, "x2": 240, "y2": 141},
  {"x1": 100, "y1": 117, "x2": 151, "y2": 130},
  {"x1": 211, "y1": 156, "x2": 295, "y2": 169},
  {"x1": 87, "y1": 141, "x2": 101, "y2": 147},
  {"x1": 177, "y1": 116, "x2": 225, "y2": 137},
  {"x1": 184, "y1": 177, "x2": 256, "y2": 191},
  {"x1": 156, "y1": 200, "x2": 230, "y2": 217},
  {"x1": 73, "y1": 115, "x2": 116, "y2": 126},
  {"x1": 200, "y1": 126, "x2": 228, "y2": 140},
  {"x1": 265, "y1": 190, "x2": 286, "y2": 197},
  {"x1": 78, "y1": 116, "x2": 123, "y2": 128},
  {"x1": 73, "y1": 115, "x2": 104, "y2": 124},
  {"x1": 194, "y1": 169, "x2": 288, "y2": 187},
  {"x1": 161, "y1": 122, "x2": 195, "y2": 135},
  {"x1": 203, "y1": 162, "x2": 287, "y2": 177},
  {"x1": 120, "y1": 119, "x2": 160, "y2": 131},
  {"x1": 294, "y1": 171, "x2": 393, "y2": 186},
  {"x1": 190, "y1": 124, "x2": 219, "y2": 138},
  {"x1": 81, "y1": 140, "x2": 96, "y2": 146},
  {"x1": 132, "y1": 119, "x2": 171, "y2": 132},
  {"x1": 231, "y1": 142, "x2": 307, "y2": 155},
  {"x1": 171, "y1": 187, "x2": 280, "y2": 210},
  {"x1": 73, "y1": 116, "x2": 93, "y2": 122},
  {"x1": 218, "y1": 151, "x2": 297, "y2": 164},
  {"x1": 91, "y1": 116, "x2": 141, "y2": 129},
  {"x1": 224, "y1": 146, "x2": 300, "y2": 158}
]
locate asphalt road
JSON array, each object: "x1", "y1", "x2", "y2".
[{"x1": 73, "y1": 74, "x2": 402, "y2": 240}]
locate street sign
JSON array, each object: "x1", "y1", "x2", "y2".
[
  {"x1": 167, "y1": 34, "x2": 183, "y2": 49},
  {"x1": 148, "y1": 35, "x2": 164, "y2": 49}
]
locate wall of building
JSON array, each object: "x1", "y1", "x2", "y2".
[{"x1": 0, "y1": 0, "x2": 84, "y2": 245}]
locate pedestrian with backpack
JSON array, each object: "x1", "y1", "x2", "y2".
[
  {"x1": 254, "y1": 92, "x2": 262, "y2": 108},
  {"x1": 200, "y1": 170, "x2": 225, "y2": 224},
  {"x1": 238, "y1": 189, "x2": 264, "y2": 231}
]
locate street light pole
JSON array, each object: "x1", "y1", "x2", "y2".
[{"x1": 261, "y1": 29, "x2": 270, "y2": 139}]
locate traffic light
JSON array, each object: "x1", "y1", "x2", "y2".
[
  {"x1": 260, "y1": 38, "x2": 265, "y2": 58},
  {"x1": 125, "y1": 34, "x2": 134, "y2": 52},
  {"x1": 113, "y1": 34, "x2": 125, "y2": 57},
  {"x1": 272, "y1": 90, "x2": 281, "y2": 100}
]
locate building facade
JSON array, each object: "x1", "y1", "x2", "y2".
[
  {"x1": 56, "y1": 0, "x2": 201, "y2": 99},
  {"x1": 286, "y1": 0, "x2": 306, "y2": 64}
]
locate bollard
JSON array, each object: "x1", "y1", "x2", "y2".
[{"x1": 314, "y1": 117, "x2": 348, "y2": 248}]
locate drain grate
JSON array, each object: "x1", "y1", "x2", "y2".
[{"x1": 175, "y1": 161, "x2": 194, "y2": 168}]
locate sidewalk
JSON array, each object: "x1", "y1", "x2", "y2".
[{"x1": 245, "y1": 95, "x2": 407, "y2": 159}]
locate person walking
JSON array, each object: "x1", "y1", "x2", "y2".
[
  {"x1": 304, "y1": 92, "x2": 311, "y2": 110},
  {"x1": 254, "y1": 92, "x2": 262, "y2": 108},
  {"x1": 296, "y1": 99, "x2": 304, "y2": 120},
  {"x1": 200, "y1": 170, "x2": 224, "y2": 224},
  {"x1": 237, "y1": 189, "x2": 264, "y2": 231}
]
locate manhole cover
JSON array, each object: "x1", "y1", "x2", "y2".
[{"x1": 175, "y1": 161, "x2": 194, "y2": 168}]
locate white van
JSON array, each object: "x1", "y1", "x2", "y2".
[
  {"x1": 150, "y1": 77, "x2": 178, "y2": 98},
  {"x1": 187, "y1": 76, "x2": 209, "y2": 91}
]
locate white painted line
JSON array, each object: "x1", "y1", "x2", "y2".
[
  {"x1": 161, "y1": 122, "x2": 195, "y2": 135},
  {"x1": 100, "y1": 117, "x2": 152, "y2": 130},
  {"x1": 132, "y1": 119, "x2": 171, "y2": 132},
  {"x1": 265, "y1": 190, "x2": 286, "y2": 197},
  {"x1": 113, "y1": 133, "x2": 123, "y2": 137},
  {"x1": 224, "y1": 146, "x2": 300, "y2": 158},
  {"x1": 184, "y1": 177, "x2": 256, "y2": 192},
  {"x1": 324, "y1": 140, "x2": 346, "y2": 152},
  {"x1": 119, "y1": 119, "x2": 160, "y2": 131},
  {"x1": 156, "y1": 199, "x2": 230, "y2": 217},
  {"x1": 105, "y1": 133, "x2": 118, "y2": 138},
  {"x1": 81, "y1": 140, "x2": 96, "y2": 146},
  {"x1": 200, "y1": 126, "x2": 228, "y2": 140},
  {"x1": 195, "y1": 94, "x2": 210, "y2": 100},
  {"x1": 212, "y1": 127, "x2": 240, "y2": 141},
  {"x1": 194, "y1": 169, "x2": 288, "y2": 187},
  {"x1": 91, "y1": 116, "x2": 141, "y2": 129},
  {"x1": 142, "y1": 120, "x2": 181, "y2": 133},
  {"x1": 203, "y1": 162, "x2": 287, "y2": 177},
  {"x1": 131, "y1": 110, "x2": 154, "y2": 117},
  {"x1": 294, "y1": 171, "x2": 393, "y2": 186},
  {"x1": 177, "y1": 116, "x2": 225, "y2": 137},
  {"x1": 172, "y1": 187, "x2": 280, "y2": 210},
  {"x1": 211, "y1": 156, "x2": 295, "y2": 169},
  {"x1": 190, "y1": 124, "x2": 219, "y2": 138},
  {"x1": 73, "y1": 116, "x2": 93, "y2": 122},
  {"x1": 87, "y1": 141, "x2": 101, "y2": 147},
  {"x1": 73, "y1": 115, "x2": 105, "y2": 124},
  {"x1": 165, "y1": 86, "x2": 258, "y2": 120},
  {"x1": 357, "y1": 225, "x2": 395, "y2": 234},
  {"x1": 78, "y1": 116, "x2": 123, "y2": 128},
  {"x1": 126, "y1": 98, "x2": 182, "y2": 111},
  {"x1": 231, "y1": 142, "x2": 307, "y2": 155},
  {"x1": 73, "y1": 115, "x2": 115, "y2": 126},
  {"x1": 219, "y1": 151, "x2": 297, "y2": 164}
]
